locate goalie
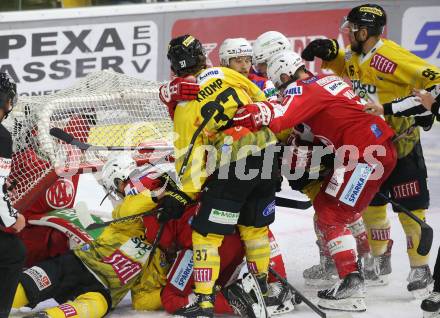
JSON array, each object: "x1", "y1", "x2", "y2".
[{"x1": 11, "y1": 153, "x2": 170, "y2": 318}]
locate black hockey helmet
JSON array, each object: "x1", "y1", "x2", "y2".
[
  {"x1": 0, "y1": 73, "x2": 17, "y2": 118},
  {"x1": 167, "y1": 35, "x2": 206, "y2": 76},
  {"x1": 344, "y1": 4, "x2": 386, "y2": 36}
]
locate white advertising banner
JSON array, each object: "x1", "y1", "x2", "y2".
[
  {"x1": 0, "y1": 20, "x2": 158, "y2": 96},
  {"x1": 402, "y1": 6, "x2": 440, "y2": 66}
]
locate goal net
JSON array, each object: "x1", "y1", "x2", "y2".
[{"x1": 3, "y1": 70, "x2": 173, "y2": 211}]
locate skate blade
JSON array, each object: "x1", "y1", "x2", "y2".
[
  {"x1": 424, "y1": 310, "x2": 440, "y2": 318},
  {"x1": 365, "y1": 274, "x2": 390, "y2": 287},
  {"x1": 304, "y1": 278, "x2": 338, "y2": 288},
  {"x1": 318, "y1": 297, "x2": 366, "y2": 312},
  {"x1": 411, "y1": 283, "x2": 434, "y2": 300}
]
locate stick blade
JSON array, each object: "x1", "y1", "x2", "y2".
[{"x1": 417, "y1": 225, "x2": 433, "y2": 256}]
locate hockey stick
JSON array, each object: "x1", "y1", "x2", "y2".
[
  {"x1": 50, "y1": 127, "x2": 173, "y2": 152},
  {"x1": 85, "y1": 207, "x2": 162, "y2": 231},
  {"x1": 268, "y1": 268, "x2": 352, "y2": 318},
  {"x1": 147, "y1": 222, "x2": 165, "y2": 266},
  {"x1": 377, "y1": 192, "x2": 433, "y2": 256},
  {"x1": 275, "y1": 196, "x2": 312, "y2": 210}
]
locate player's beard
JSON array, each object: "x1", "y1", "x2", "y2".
[{"x1": 350, "y1": 33, "x2": 364, "y2": 54}]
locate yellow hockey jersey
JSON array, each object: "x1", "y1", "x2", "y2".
[
  {"x1": 174, "y1": 66, "x2": 278, "y2": 198},
  {"x1": 323, "y1": 38, "x2": 440, "y2": 158},
  {"x1": 74, "y1": 191, "x2": 169, "y2": 308}
]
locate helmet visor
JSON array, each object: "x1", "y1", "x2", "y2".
[{"x1": 340, "y1": 17, "x2": 360, "y2": 34}]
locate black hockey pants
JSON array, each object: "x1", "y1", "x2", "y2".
[{"x1": 0, "y1": 231, "x2": 26, "y2": 318}]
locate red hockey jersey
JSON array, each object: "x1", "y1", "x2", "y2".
[{"x1": 270, "y1": 74, "x2": 394, "y2": 157}]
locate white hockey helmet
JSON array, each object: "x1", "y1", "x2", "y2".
[
  {"x1": 101, "y1": 153, "x2": 137, "y2": 196},
  {"x1": 219, "y1": 38, "x2": 253, "y2": 66},
  {"x1": 253, "y1": 31, "x2": 292, "y2": 65},
  {"x1": 267, "y1": 51, "x2": 305, "y2": 88}
]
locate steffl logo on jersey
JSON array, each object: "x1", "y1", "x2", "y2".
[{"x1": 370, "y1": 53, "x2": 397, "y2": 74}]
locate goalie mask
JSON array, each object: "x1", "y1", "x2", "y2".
[
  {"x1": 267, "y1": 51, "x2": 305, "y2": 88},
  {"x1": 0, "y1": 72, "x2": 17, "y2": 120},
  {"x1": 167, "y1": 35, "x2": 206, "y2": 76},
  {"x1": 219, "y1": 38, "x2": 253, "y2": 66},
  {"x1": 253, "y1": 31, "x2": 292, "y2": 65}
]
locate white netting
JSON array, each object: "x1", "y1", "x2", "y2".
[{"x1": 3, "y1": 70, "x2": 173, "y2": 209}]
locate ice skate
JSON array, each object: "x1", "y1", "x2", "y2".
[
  {"x1": 407, "y1": 265, "x2": 434, "y2": 299},
  {"x1": 364, "y1": 240, "x2": 393, "y2": 287},
  {"x1": 422, "y1": 292, "x2": 440, "y2": 318},
  {"x1": 303, "y1": 254, "x2": 338, "y2": 287},
  {"x1": 266, "y1": 280, "x2": 299, "y2": 315},
  {"x1": 317, "y1": 272, "x2": 366, "y2": 312},
  {"x1": 173, "y1": 293, "x2": 215, "y2": 318},
  {"x1": 223, "y1": 272, "x2": 267, "y2": 318}
]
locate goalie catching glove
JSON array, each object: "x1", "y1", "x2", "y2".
[
  {"x1": 301, "y1": 39, "x2": 339, "y2": 62},
  {"x1": 233, "y1": 101, "x2": 275, "y2": 132}
]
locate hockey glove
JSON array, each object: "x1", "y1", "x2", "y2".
[
  {"x1": 158, "y1": 189, "x2": 192, "y2": 223},
  {"x1": 301, "y1": 39, "x2": 339, "y2": 62},
  {"x1": 233, "y1": 102, "x2": 274, "y2": 132},
  {"x1": 159, "y1": 76, "x2": 200, "y2": 104}
]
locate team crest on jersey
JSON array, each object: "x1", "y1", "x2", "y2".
[
  {"x1": 370, "y1": 53, "x2": 397, "y2": 74},
  {"x1": 46, "y1": 179, "x2": 76, "y2": 209}
]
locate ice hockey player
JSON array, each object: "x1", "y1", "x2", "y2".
[
  {"x1": 361, "y1": 86, "x2": 440, "y2": 317},
  {"x1": 301, "y1": 3, "x2": 440, "y2": 297},
  {"x1": 11, "y1": 153, "x2": 170, "y2": 318},
  {"x1": 160, "y1": 34, "x2": 279, "y2": 318},
  {"x1": 0, "y1": 73, "x2": 26, "y2": 318},
  {"x1": 139, "y1": 172, "x2": 295, "y2": 317},
  {"x1": 10, "y1": 126, "x2": 85, "y2": 267},
  {"x1": 252, "y1": 31, "x2": 292, "y2": 78},
  {"x1": 250, "y1": 31, "x2": 373, "y2": 288},
  {"x1": 218, "y1": 37, "x2": 278, "y2": 101},
  {"x1": 233, "y1": 50, "x2": 397, "y2": 311}
]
